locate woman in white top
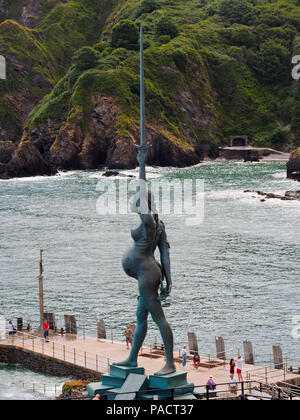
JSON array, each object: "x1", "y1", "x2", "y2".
[
  {"x1": 235, "y1": 354, "x2": 243, "y2": 382},
  {"x1": 8, "y1": 321, "x2": 14, "y2": 336}
]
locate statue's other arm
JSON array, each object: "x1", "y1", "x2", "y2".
[{"x1": 158, "y1": 227, "x2": 172, "y2": 297}]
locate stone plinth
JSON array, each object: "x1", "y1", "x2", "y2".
[
  {"x1": 187, "y1": 331, "x2": 198, "y2": 355},
  {"x1": 273, "y1": 345, "x2": 283, "y2": 370},
  {"x1": 243, "y1": 340, "x2": 254, "y2": 365},
  {"x1": 149, "y1": 371, "x2": 188, "y2": 389},
  {"x1": 109, "y1": 364, "x2": 145, "y2": 379},
  {"x1": 215, "y1": 336, "x2": 225, "y2": 359},
  {"x1": 64, "y1": 314, "x2": 77, "y2": 335}
]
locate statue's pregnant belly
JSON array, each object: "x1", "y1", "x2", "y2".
[
  {"x1": 122, "y1": 247, "x2": 162, "y2": 281},
  {"x1": 122, "y1": 248, "x2": 139, "y2": 279}
]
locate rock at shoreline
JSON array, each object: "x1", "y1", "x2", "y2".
[
  {"x1": 285, "y1": 190, "x2": 300, "y2": 199},
  {"x1": 0, "y1": 140, "x2": 54, "y2": 179},
  {"x1": 287, "y1": 148, "x2": 300, "y2": 181},
  {"x1": 244, "y1": 190, "x2": 300, "y2": 202}
]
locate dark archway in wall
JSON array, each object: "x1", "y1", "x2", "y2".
[
  {"x1": 229, "y1": 136, "x2": 248, "y2": 147},
  {"x1": 232, "y1": 137, "x2": 247, "y2": 147}
]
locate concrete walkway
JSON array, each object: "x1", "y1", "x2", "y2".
[{"x1": 1, "y1": 332, "x2": 298, "y2": 394}]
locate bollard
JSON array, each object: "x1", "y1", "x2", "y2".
[
  {"x1": 32, "y1": 339, "x2": 34, "y2": 351},
  {"x1": 42, "y1": 340, "x2": 44, "y2": 355},
  {"x1": 74, "y1": 348, "x2": 76, "y2": 364},
  {"x1": 208, "y1": 354, "x2": 211, "y2": 369},
  {"x1": 63, "y1": 345, "x2": 65, "y2": 361},
  {"x1": 96, "y1": 355, "x2": 98, "y2": 372},
  {"x1": 265, "y1": 367, "x2": 268, "y2": 384},
  {"x1": 53, "y1": 342, "x2": 55, "y2": 357},
  {"x1": 111, "y1": 329, "x2": 114, "y2": 344},
  {"x1": 84, "y1": 352, "x2": 87, "y2": 368},
  {"x1": 83, "y1": 325, "x2": 86, "y2": 340}
]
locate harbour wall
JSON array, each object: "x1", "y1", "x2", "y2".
[{"x1": 0, "y1": 344, "x2": 101, "y2": 381}]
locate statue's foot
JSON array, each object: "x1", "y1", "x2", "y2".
[
  {"x1": 113, "y1": 359, "x2": 138, "y2": 368},
  {"x1": 154, "y1": 363, "x2": 176, "y2": 377}
]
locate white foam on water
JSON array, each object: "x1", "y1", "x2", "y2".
[
  {"x1": 206, "y1": 189, "x2": 300, "y2": 209},
  {"x1": 269, "y1": 172, "x2": 287, "y2": 180}
]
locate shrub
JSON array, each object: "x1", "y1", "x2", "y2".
[
  {"x1": 172, "y1": 50, "x2": 188, "y2": 72},
  {"x1": 254, "y1": 40, "x2": 291, "y2": 83},
  {"x1": 227, "y1": 46, "x2": 245, "y2": 62},
  {"x1": 136, "y1": 0, "x2": 161, "y2": 17},
  {"x1": 218, "y1": 0, "x2": 252, "y2": 23},
  {"x1": 156, "y1": 16, "x2": 179, "y2": 39},
  {"x1": 72, "y1": 47, "x2": 100, "y2": 71},
  {"x1": 111, "y1": 20, "x2": 139, "y2": 50}
]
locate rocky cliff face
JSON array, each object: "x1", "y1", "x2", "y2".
[{"x1": 287, "y1": 148, "x2": 300, "y2": 181}]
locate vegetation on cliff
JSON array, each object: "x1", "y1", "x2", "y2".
[{"x1": 1, "y1": 0, "x2": 300, "y2": 176}]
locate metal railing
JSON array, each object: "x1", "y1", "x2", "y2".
[
  {"x1": 1, "y1": 331, "x2": 118, "y2": 374},
  {"x1": 61, "y1": 380, "x2": 300, "y2": 400}
]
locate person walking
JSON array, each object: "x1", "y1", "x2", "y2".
[
  {"x1": 43, "y1": 320, "x2": 50, "y2": 342},
  {"x1": 8, "y1": 321, "x2": 14, "y2": 336},
  {"x1": 235, "y1": 354, "x2": 243, "y2": 382},
  {"x1": 124, "y1": 324, "x2": 134, "y2": 350},
  {"x1": 193, "y1": 352, "x2": 200, "y2": 369},
  {"x1": 229, "y1": 358, "x2": 235, "y2": 375},
  {"x1": 182, "y1": 346, "x2": 187, "y2": 368}
]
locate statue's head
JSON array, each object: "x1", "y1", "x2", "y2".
[{"x1": 129, "y1": 188, "x2": 158, "y2": 215}]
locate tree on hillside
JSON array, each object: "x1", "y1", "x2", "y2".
[
  {"x1": 254, "y1": 40, "x2": 291, "y2": 83},
  {"x1": 72, "y1": 47, "x2": 100, "y2": 71},
  {"x1": 219, "y1": 0, "x2": 252, "y2": 23},
  {"x1": 156, "y1": 16, "x2": 179, "y2": 39},
  {"x1": 111, "y1": 20, "x2": 139, "y2": 50},
  {"x1": 136, "y1": 0, "x2": 161, "y2": 17}
]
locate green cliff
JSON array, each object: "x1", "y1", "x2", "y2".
[{"x1": 1, "y1": 0, "x2": 300, "y2": 177}]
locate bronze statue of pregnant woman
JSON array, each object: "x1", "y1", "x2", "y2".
[{"x1": 114, "y1": 26, "x2": 176, "y2": 377}]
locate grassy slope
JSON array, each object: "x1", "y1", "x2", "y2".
[
  {"x1": 27, "y1": 0, "x2": 300, "y2": 152},
  {"x1": 0, "y1": 0, "x2": 118, "y2": 140},
  {"x1": 2, "y1": 0, "x2": 300, "y2": 152}
]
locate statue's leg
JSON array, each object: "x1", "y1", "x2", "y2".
[
  {"x1": 140, "y1": 286, "x2": 176, "y2": 376},
  {"x1": 113, "y1": 298, "x2": 149, "y2": 368}
]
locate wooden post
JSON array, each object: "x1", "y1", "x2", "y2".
[
  {"x1": 38, "y1": 250, "x2": 45, "y2": 329},
  {"x1": 63, "y1": 345, "x2": 65, "y2": 361},
  {"x1": 96, "y1": 355, "x2": 98, "y2": 371},
  {"x1": 84, "y1": 352, "x2": 87, "y2": 368},
  {"x1": 265, "y1": 367, "x2": 268, "y2": 384},
  {"x1": 52, "y1": 342, "x2": 55, "y2": 357}
]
